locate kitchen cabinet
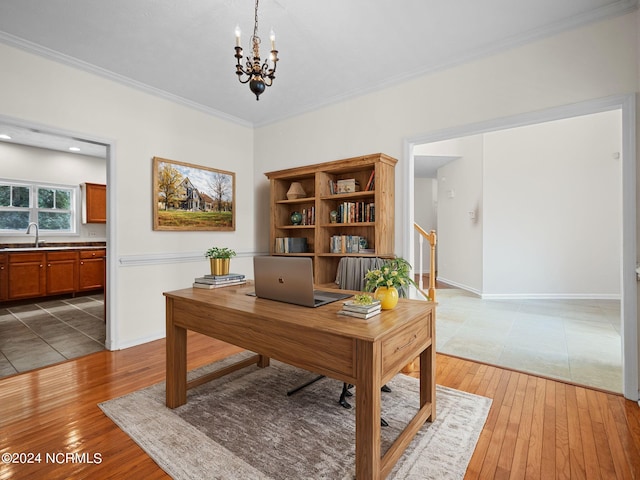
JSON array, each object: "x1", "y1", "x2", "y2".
[
  {"x1": 7, "y1": 252, "x2": 46, "y2": 300},
  {"x1": 46, "y1": 250, "x2": 79, "y2": 295},
  {"x1": 3, "y1": 248, "x2": 105, "y2": 302},
  {"x1": 0, "y1": 254, "x2": 7, "y2": 301},
  {"x1": 82, "y1": 183, "x2": 107, "y2": 223},
  {"x1": 78, "y1": 249, "x2": 105, "y2": 291}
]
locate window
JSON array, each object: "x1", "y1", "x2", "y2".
[{"x1": 0, "y1": 180, "x2": 78, "y2": 234}]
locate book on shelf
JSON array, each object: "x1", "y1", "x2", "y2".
[
  {"x1": 193, "y1": 280, "x2": 246, "y2": 289},
  {"x1": 337, "y1": 308, "x2": 381, "y2": 319},
  {"x1": 194, "y1": 274, "x2": 246, "y2": 285},
  {"x1": 336, "y1": 201, "x2": 374, "y2": 223},
  {"x1": 330, "y1": 235, "x2": 362, "y2": 254},
  {"x1": 275, "y1": 237, "x2": 308, "y2": 253},
  {"x1": 365, "y1": 170, "x2": 375, "y2": 191},
  {"x1": 300, "y1": 206, "x2": 315, "y2": 225}
]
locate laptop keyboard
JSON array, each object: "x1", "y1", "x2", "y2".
[{"x1": 313, "y1": 290, "x2": 352, "y2": 300}]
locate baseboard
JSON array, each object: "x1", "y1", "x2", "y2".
[
  {"x1": 435, "y1": 277, "x2": 481, "y2": 296},
  {"x1": 435, "y1": 277, "x2": 621, "y2": 301},
  {"x1": 107, "y1": 331, "x2": 165, "y2": 351},
  {"x1": 480, "y1": 293, "x2": 621, "y2": 300}
]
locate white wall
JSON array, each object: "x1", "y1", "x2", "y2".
[
  {"x1": 0, "y1": 142, "x2": 107, "y2": 243},
  {"x1": 435, "y1": 137, "x2": 484, "y2": 292},
  {"x1": 0, "y1": 42, "x2": 254, "y2": 349},
  {"x1": 483, "y1": 110, "x2": 622, "y2": 297}
]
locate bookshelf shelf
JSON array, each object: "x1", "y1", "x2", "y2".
[
  {"x1": 265, "y1": 153, "x2": 396, "y2": 284},
  {"x1": 277, "y1": 225, "x2": 316, "y2": 229},
  {"x1": 276, "y1": 197, "x2": 317, "y2": 204},
  {"x1": 322, "y1": 222, "x2": 376, "y2": 227}
]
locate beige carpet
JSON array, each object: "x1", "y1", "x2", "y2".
[{"x1": 99, "y1": 352, "x2": 491, "y2": 479}]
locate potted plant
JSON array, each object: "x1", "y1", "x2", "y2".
[
  {"x1": 364, "y1": 257, "x2": 417, "y2": 309},
  {"x1": 205, "y1": 247, "x2": 236, "y2": 276}
]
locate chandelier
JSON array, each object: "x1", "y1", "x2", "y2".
[{"x1": 234, "y1": 0, "x2": 279, "y2": 101}]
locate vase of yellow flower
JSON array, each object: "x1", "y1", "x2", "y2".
[
  {"x1": 373, "y1": 286, "x2": 399, "y2": 310},
  {"x1": 364, "y1": 257, "x2": 416, "y2": 310}
]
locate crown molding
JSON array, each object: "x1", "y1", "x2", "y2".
[{"x1": 0, "y1": 31, "x2": 253, "y2": 129}]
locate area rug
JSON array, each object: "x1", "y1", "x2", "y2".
[{"x1": 99, "y1": 352, "x2": 491, "y2": 479}]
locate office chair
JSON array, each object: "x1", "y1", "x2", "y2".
[{"x1": 339, "y1": 382, "x2": 391, "y2": 427}]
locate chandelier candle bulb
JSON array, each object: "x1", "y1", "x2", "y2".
[
  {"x1": 235, "y1": 25, "x2": 241, "y2": 46},
  {"x1": 270, "y1": 28, "x2": 275, "y2": 49}
]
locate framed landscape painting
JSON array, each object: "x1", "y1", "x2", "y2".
[{"x1": 152, "y1": 157, "x2": 236, "y2": 231}]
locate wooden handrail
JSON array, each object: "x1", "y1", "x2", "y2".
[{"x1": 414, "y1": 223, "x2": 437, "y2": 302}]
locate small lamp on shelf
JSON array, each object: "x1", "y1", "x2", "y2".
[{"x1": 286, "y1": 182, "x2": 306, "y2": 200}]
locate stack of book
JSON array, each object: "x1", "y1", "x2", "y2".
[
  {"x1": 274, "y1": 237, "x2": 308, "y2": 253},
  {"x1": 337, "y1": 299, "x2": 382, "y2": 319},
  {"x1": 193, "y1": 273, "x2": 246, "y2": 289}
]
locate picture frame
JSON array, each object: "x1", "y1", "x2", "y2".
[{"x1": 152, "y1": 156, "x2": 236, "y2": 231}]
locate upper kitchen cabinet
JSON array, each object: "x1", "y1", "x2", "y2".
[{"x1": 81, "y1": 183, "x2": 106, "y2": 223}]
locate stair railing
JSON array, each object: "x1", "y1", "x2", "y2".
[{"x1": 414, "y1": 223, "x2": 437, "y2": 302}]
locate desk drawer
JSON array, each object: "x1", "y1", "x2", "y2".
[
  {"x1": 382, "y1": 313, "x2": 431, "y2": 378},
  {"x1": 172, "y1": 298, "x2": 356, "y2": 381}
]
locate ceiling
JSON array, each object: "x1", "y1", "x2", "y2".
[{"x1": 0, "y1": 0, "x2": 636, "y2": 154}]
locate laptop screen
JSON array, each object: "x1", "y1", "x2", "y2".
[{"x1": 253, "y1": 256, "x2": 350, "y2": 308}]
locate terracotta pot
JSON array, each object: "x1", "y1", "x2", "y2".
[{"x1": 374, "y1": 286, "x2": 399, "y2": 310}]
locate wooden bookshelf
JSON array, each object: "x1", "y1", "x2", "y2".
[{"x1": 265, "y1": 153, "x2": 397, "y2": 285}]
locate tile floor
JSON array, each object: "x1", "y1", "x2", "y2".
[
  {"x1": 435, "y1": 288, "x2": 622, "y2": 393},
  {"x1": 0, "y1": 294, "x2": 105, "y2": 378}
]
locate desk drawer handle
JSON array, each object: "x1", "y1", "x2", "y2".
[{"x1": 395, "y1": 334, "x2": 417, "y2": 353}]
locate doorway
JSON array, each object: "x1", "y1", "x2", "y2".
[
  {"x1": 0, "y1": 114, "x2": 114, "y2": 375},
  {"x1": 402, "y1": 94, "x2": 637, "y2": 400}
]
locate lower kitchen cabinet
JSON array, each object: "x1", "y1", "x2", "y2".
[
  {"x1": 7, "y1": 252, "x2": 46, "y2": 300},
  {"x1": 79, "y1": 249, "x2": 106, "y2": 291},
  {"x1": 3, "y1": 248, "x2": 105, "y2": 302},
  {"x1": 0, "y1": 253, "x2": 7, "y2": 301},
  {"x1": 46, "y1": 251, "x2": 79, "y2": 295}
]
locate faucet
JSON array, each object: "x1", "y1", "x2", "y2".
[{"x1": 26, "y1": 222, "x2": 39, "y2": 247}]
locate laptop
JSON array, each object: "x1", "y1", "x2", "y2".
[{"x1": 253, "y1": 256, "x2": 352, "y2": 307}]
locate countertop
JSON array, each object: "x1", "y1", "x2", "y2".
[{"x1": 0, "y1": 242, "x2": 106, "y2": 252}]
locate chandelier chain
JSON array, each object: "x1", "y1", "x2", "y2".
[
  {"x1": 251, "y1": 0, "x2": 261, "y2": 58},
  {"x1": 253, "y1": 0, "x2": 259, "y2": 38}
]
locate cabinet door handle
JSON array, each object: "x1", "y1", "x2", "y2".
[
  {"x1": 81, "y1": 261, "x2": 84, "y2": 265},
  {"x1": 47, "y1": 264, "x2": 51, "y2": 267},
  {"x1": 40, "y1": 265, "x2": 43, "y2": 268}
]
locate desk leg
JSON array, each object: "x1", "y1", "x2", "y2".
[
  {"x1": 355, "y1": 340, "x2": 382, "y2": 480},
  {"x1": 420, "y1": 343, "x2": 436, "y2": 422},
  {"x1": 166, "y1": 297, "x2": 187, "y2": 408}
]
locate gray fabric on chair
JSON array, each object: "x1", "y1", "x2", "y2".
[{"x1": 334, "y1": 257, "x2": 386, "y2": 291}]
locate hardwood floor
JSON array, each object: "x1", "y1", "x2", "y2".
[{"x1": 1, "y1": 332, "x2": 638, "y2": 479}]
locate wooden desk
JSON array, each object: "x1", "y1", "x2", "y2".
[{"x1": 164, "y1": 285, "x2": 436, "y2": 479}]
